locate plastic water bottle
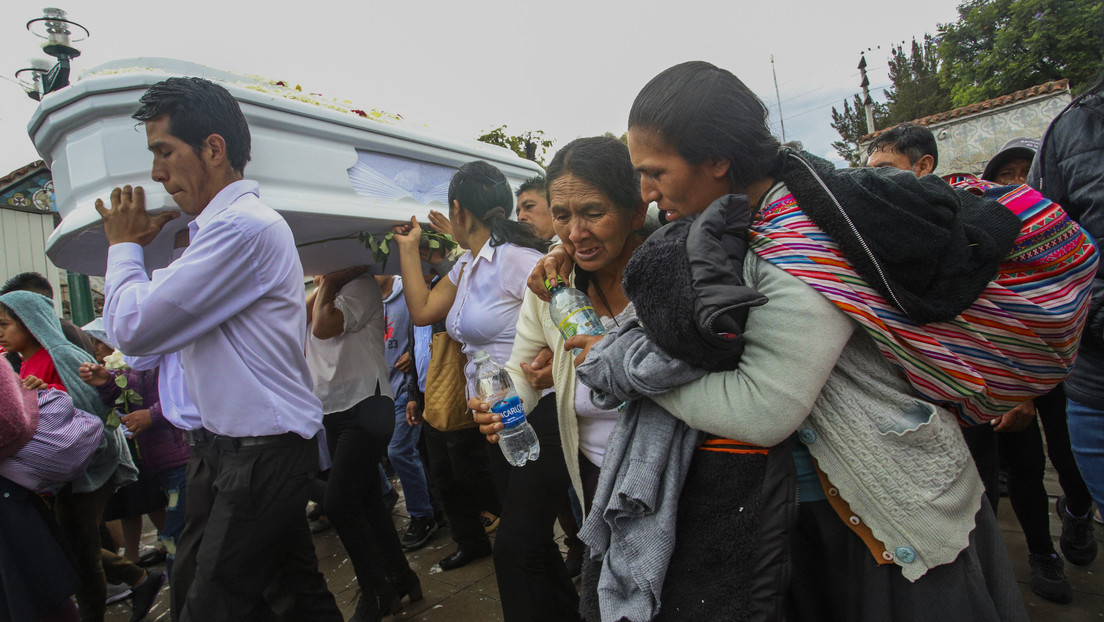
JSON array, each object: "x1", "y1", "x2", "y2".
[
  {"x1": 547, "y1": 279, "x2": 606, "y2": 355},
  {"x1": 473, "y1": 350, "x2": 540, "y2": 466}
]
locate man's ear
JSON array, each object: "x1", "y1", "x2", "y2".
[
  {"x1": 915, "y1": 154, "x2": 936, "y2": 177},
  {"x1": 203, "y1": 134, "x2": 228, "y2": 168}
]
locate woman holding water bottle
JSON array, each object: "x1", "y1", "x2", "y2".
[
  {"x1": 393, "y1": 160, "x2": 568, "y2": 620},
  {"x1": 470, "y1": 136, "x2": 647, "y2": 513},
  {"x1": 469, "y1": 137, "x2": 648, "y2": 622}
]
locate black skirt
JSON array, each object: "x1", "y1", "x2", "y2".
[
  {"x1": 102, "y1": 438, "x2": 167, "y2": 521},
  {"x1": 0, "y1": 477, "x2": 79, "y2": 620},
  {"x1": 784, "y1": 496, "x2": 1028, "y2": 622}
]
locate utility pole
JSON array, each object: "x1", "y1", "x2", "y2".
[
  {"x1": 771, "y1": 55, "x2": 786, "y2": 142},
  {"x1": 858, "y1": 54, "x2": 875, "y2": 135}
]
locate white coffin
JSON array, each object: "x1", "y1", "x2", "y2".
[{"x1": 29, "y1": 58, "x2": 544, "y2": 276}]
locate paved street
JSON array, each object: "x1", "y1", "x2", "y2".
[{"x1": 109, "y1": 469, "x2": 1103, "y2": 621}]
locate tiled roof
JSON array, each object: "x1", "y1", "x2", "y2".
[
  {"x1": 861, "y1": 79, "x2": 1070, "y2": 141},
  {"x1": 0, "y1": 160, "x2": 47, "y2": 189}
]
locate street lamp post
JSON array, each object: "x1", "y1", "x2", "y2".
[
  {"x1": 17, "y1": 7, "x2": 96, "y2": 324},
  {"x1": 26, "y1": 7, "x2": 89, "y2": 97}
]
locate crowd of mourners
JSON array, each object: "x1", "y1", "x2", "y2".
[{"x1": 1, "y1": 59, "x2": 1103, "y2": 622}]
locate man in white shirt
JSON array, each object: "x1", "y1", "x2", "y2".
[
  {"x1": 305, "y1": 267, "x2": 423, "y2": 621},
  {"x1": 96, "y1": 77, "x2": 341, "y2": 622},
  {"x1": 515, "y1": 175, "x2": 556, "y2": 241}
]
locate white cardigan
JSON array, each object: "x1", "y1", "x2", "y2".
[{"x1": 505, "y1": 271, "x2": 589, "y2": 510}]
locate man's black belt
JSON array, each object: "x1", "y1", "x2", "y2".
[
  {"x1": 213, "y1": 431, "x2": 300, "y2": 451},
  {"x1": 184, "y1": 429, "x2": 299, "y2": 450},
  {"x1": 184, "y1": 428, "x2": 215, "y2": 447}
]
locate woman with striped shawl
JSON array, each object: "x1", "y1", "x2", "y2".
[{"x1": 532, "y1": 61, "x2": 1097, "y2": 622}]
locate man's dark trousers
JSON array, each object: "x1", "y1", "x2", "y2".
[{"x1": 172, "y1": 433, "x2": 341, "y2": 622}]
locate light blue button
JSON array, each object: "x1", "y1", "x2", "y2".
[
  {"x1": 798, "y1": 428, "x2": 818, "y2": 444},
  {"x1": 895, "y1": 546, "x2": 916, "y2": 563}
]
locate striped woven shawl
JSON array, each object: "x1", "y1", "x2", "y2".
[{"x1": 750, "y1": 181, "x2": 1098, "y2": 424}]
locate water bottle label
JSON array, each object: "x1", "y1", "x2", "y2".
[
  {"x1": 558, "y1": 307, "x2": 600, "y2": 339},
  {"x1": 492, "y1": 395, "x2": 526, "y2": 428}
]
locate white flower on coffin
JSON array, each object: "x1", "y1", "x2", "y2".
[{"x1": 103, "y1": 349, "x2": 128, "y2": 371}]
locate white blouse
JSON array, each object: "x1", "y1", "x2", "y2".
[{"x1": 447, "y1": 242, "x2": 543, "y2": 395}]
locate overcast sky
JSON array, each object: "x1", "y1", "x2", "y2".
[{"x1": 1, "y1": 0, "x2": 965, "y2": 177}]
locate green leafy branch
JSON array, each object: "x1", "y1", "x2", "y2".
[{"x1": 298, "y1": 229, "x2": 457, "y2": 264}]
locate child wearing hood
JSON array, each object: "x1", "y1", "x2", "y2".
[{"x1": 0, "y1": 291, "x2": 163, "y2": 622}]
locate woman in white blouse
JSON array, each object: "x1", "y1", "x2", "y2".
[{"x1": 395, "y1": 161, "x2": 581, "y2": 622}]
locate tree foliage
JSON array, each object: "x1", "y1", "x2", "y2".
[
  {"x1": 602, "y1": 131, "x2": 628, "y2": 144},
  {"x1": 938, "y1": 0, "x2": 1104, "y2": 107},
  {"x1": 831, "y1": 0, "x2": 1102, "y2": 164},
  {"x1": 476, "y1": 125, "x2": 554, "y2": 166},
  {"x1": 833, "y1": 38, "x2": 951, "y2": 166},
  {"x1": 885, "y1": 36, "x2": 954, "y2": 123},
  {"x1": 830, "y1": 94, "x2": 891, "y2": 167}
]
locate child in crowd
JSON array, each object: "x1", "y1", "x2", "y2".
[{"x1": 0, "y1": 291, "x2": 163, "y2": 622}]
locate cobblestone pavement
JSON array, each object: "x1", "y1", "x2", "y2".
[{"x1": 108, "y1": 471, "x2": 1103, "y2": 621}]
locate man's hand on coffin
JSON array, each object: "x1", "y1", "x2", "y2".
[
  {"x1": 95, "y1": 185, "x2": 180, "y2": 246},
  {"x1": 319, "y1": 265, "x2": 369, "y2": 291}
]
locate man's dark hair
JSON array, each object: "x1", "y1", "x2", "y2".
[
  {"x1": 515, "y1": 175, "x2": 546, "y2": 198},
  {"x1": 629, "y1": 61, "x2": 781, "y2": 194},
  {"x1": 545, "y1": 137, "x2": 640, "y2": 217},
  {"x1": 448, "y1": 161, "x2": 549, "y2": 253},
  {"x1": 1, "y1": 272, "x2": 53, "y2": 298},
  {"x1": 867, "y1": 123, "x2": 939, "y2": 169},
  {"x1": 133, "y1": 77, "x2": 252, "y2": 173}
]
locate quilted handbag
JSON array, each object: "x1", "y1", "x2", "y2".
[{"x1": 423, "y1": 331, "x2": 476, "y2": 432}]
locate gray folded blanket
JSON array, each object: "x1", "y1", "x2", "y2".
[{"x1": 575, "y1": 319, "x2": 706, "y2": 622}]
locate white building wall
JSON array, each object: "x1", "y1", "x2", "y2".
[
  {"x1": 0, "y1": 206, "x2": 64, "y2": 314},
  {"x1": 858, "y1": 91, "x2": 1071, "y2": 177},
  {"x1": 927, "y1": 93, "x2": 1071, "y2": 177}
]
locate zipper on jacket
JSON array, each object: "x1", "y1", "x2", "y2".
[{"x1": 787, "y1": 153, "x2": 908, "y2": 313}]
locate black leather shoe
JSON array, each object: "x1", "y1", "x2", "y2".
[{"x1": 437, "y1": 539, "x2": 492, "y2": 571}]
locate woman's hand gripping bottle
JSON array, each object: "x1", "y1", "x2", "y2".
[{"x1": 474, "y1": 350, "x2": 540, "y2": 466}]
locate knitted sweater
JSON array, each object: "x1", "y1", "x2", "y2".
[
  {"x1": 505, "y1": 273, "x2": 588, "y2": 507},
  {"x1": 652, "y1": 250, "x2": 983, "y2": 581},
  {"x1": 575, "y1": 319, "x2": 705, "y2": 622}
]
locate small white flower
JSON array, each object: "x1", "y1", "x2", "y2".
[{"x1": 103, "y1": 349, "x2": 128, "y2": 371}]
